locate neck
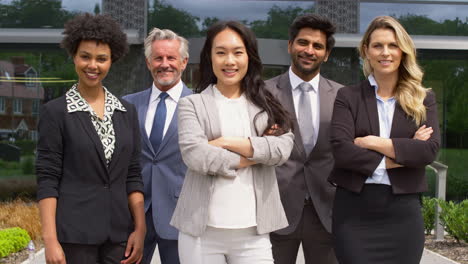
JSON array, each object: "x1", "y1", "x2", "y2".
[
  {"x1": 292, "y1": 66, "x2": 319, "y2": 82},
  {"x1": 373, "y1": 72, "x2": 398, "y2": 99},
  {"x1": 77, "y1": 83, "x2": 104, "y2": 102},
  {"x1": 216, "y1": 83, "x2": 242, "y2": 99}
]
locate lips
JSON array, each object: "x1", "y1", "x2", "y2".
[
  {"x1": 85, "y1": 72, "x2": 99, "y2": 80},
  {"x1": 379, "y1": 60, "x2": 392, "y2": 66},
  {"x1": 222, "y1": 69, "x2": 238, "y2": 77}
]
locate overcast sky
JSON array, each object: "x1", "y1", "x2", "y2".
[{"x1": 3, "y1": 0, "x2": 468, "y2": 33}]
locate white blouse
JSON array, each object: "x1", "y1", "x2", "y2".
[{"x1": 207, "y1": 85, "x2": 257, "y2": 229}]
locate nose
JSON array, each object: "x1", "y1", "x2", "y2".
[
  {"x1": 304, "y1": 44, "x2": 315, "y2": 55},
  {"x1": 160, "y1": 57, "x2": 169, "y2": 67},
  {"x1": 225, "y1": 53, "x2": 235, "y2": 65},
  {"x1": 88, "y1": 59, "x2": 97, "y2": 69},
  {"x1": 382, "y1": 46, "x2": 390, "y2": 56}
]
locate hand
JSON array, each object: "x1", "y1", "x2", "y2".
[
  {"x1": 238, "y1": 156, "x2": 256, "y2": 168},
  {"x1": 413, "y1": 125, "x2": 433, "y2": 141},
  {"x1": 44, "y1": 240, "x2": 66, "y2": 264},
  {"x1": 263, "y1": 124, "x2": 280, "y2": 136},
  {"x1": 121, "y1": 229, "x2": 145, "y2": 264},
  {"x1": 385, "y1": 157, "x2": 403, "y2": 169},
  {"x1": 354, "y1": 135, "x2": 378, "y2": 149}
]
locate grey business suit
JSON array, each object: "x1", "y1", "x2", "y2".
[
  {"x1": 265, "y1": 72, "x2": 342, "y2": 264},
  {"x1": 170, "y1": 84, "x2": 294, "y2": 237}
]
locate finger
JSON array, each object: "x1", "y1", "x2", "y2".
[{"x1": 124, "y1": 242, "x2": 133, "y2": 258}]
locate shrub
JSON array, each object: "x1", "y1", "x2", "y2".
[
  {"x1": 0, "y1": 159, "x2": 20, "y2": 170},
  {"x1": 21, "y1": 156, "x2": 35, "y2": 175},
  {"x1": 422, "y1": 196, "x2": 437, "y2": 235},
  {"x1": 13, "y1": 140, "x2": 36, "y2": 156},
  {"x1": 0, "y1": 199, "x2": 41, "y2": 241},
  {"x1": 438, "y1": 199, "x2": 468, "y2": 243},
  {"x1": 0, "y1": 227, "x2": 31, "y2": 258}
]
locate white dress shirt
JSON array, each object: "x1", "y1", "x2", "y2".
[
  {"x1": 145, "y1": 80, "x2": 184, "y2": 139},
  {"x1": 289, "y1": 67, "x2": 320, "y2": 148},
  {"x1": 365, "y1": 74, "x2": 395, "y2": 185}
]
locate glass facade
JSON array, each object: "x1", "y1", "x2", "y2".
[{"x1": 0, "y1": 0, "x2": 466, "y2": 201}]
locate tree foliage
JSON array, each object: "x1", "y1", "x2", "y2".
[
  {"x1": 148, "y1": 0, "x2": 200, "y2": 38},
  {"x1": 0, "y1": 0, "x2": 76, "y2": 28}
]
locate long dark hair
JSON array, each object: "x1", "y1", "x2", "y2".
[{"x1": 196, "y1": 21, "x2": 292, "y2": 135}]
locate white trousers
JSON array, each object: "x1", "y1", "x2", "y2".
[{"x1": 178, "y1": 226, "x2": 274, "y2": 264}]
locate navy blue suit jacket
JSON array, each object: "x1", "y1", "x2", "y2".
[{"x1": 123, "y1": 84, "x2": 192, "y2": 240}]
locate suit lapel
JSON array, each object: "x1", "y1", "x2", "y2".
[
  {"x1": 200, "y1": 85, "x2": 222, "y2": 140},
  {"x1": 137, "y1": 88, "x2": 154, "y2": 154},
  {"x1": 307, "y1": 77, "x2": 334, "y2": 160},
  {"x1": 75, "y1": 112, "x2": 108, "y2": 170},
  {"x1": 108, "y1": 111, "x2": 123, "y2": 173},
  {"x1": 276, "y1": 73, "x2": 307, "y2": 158},
  {"x1": 363, "y1": 80, "x2": 380, "y2": 136},
  {"x1": 157, "y1": 84, "x2": 193, "y2": 154}
]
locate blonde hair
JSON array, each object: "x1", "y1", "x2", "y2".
[{"x1": 359, "y1": 16, "x2": 428, "y2": 126}]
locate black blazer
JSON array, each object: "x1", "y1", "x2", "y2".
[
  {"x1": 329, "y1": 80, "x2": 440, "y2": 194},
  {"x1": 36, "y1": 95, "x2": 144, "y2": 244}
]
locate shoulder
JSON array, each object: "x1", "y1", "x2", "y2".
[
  {"x1": 41, "y1": 96, "x2": 66, "y2": 116},
  {"x1": 322, "y1": 77, "x2": 344, "y2": 90},
  {"x1": 424, "y1": 89, "x2": 437, "y2": 104},
  {"x1": 337, "y1": 80, "x2": 368, "y2": 96},
  {"x1": 265, "y1": 73, "x2": 286, "y2": 87},
  {"x1": 122, "y1": 88, "x2": 150, "y2": 103}
]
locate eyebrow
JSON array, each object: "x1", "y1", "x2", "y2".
[
  {"x1": 213, "y1": 46, "x2": 245, "y2": 50},
  {"x1": 78, "y1": 50, "x2": 110, "y2": 57}
]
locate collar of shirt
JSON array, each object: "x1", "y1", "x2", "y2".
[
  {"x1": 368, "y1": 74, "x2": 396, "y2": 103},
  {"x1": 66, "y1": 83, "x2": 126, "y2": 115},
  {"x1": 212, "y1": 84, "x2": 246, "y2": 102},
  {"x1": 288, "y1": 67, "x2": 320, "y2": 93},
  {"x1": 150, "y1": 80, "x2": 184, "y2": 105}
]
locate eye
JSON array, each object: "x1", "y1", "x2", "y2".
[
  {"x1": 297, "y1": 40, "x2": 308, "y2": 46},
  {"x1": 314, "y1": 44, "x2": 324, "y2": 50},
  {"x1": 216, "y1": 51, "x2": 225, "y2": 55},
  {"x1": 97, "y1": 57, "x2": 107, "y2": 62},
  {"x1": 235, "y1": 51, "x2": 244, "y2": 55},
  {"x1": 390, "y1": 43, "x2": 399, "y2": 48}
]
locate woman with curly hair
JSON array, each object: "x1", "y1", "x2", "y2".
[
  {"x1": 329, "y1": 16, "x2": 440, "y2": 264},
  {"x1": 170, "y1": 21, "x2": 294, "y2": 264},
  {"x1": 36, "y1": 13, "x2": 145, "y2": 264}
]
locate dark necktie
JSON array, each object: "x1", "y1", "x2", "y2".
[
  {"x1": 149, "y1": 92, "x2": 169, "y2": 152},
  {"x1": 298, "y1": 82, "x2": 315, "y2": 155}
]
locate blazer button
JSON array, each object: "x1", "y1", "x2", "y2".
[
  {"x1": 103, "y1": 184, "x2": 110, "y2": 189},
  {"x1": 153, "y1": 160, "x2": 157, "y2": 165}
]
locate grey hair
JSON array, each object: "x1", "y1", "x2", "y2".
[{"x1": 144, "y1": 27, "x2": 189, "y2": 60}]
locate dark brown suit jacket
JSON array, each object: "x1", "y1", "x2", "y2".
[
  {"x1": 266, "y1": 72, "x2": 342, "y2": 234},
  {"x1": 329, "y1": 80, "x2": 440, "y2": 194}
]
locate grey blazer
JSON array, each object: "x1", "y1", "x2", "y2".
[
  {"x1": 265, "y1": 72, "x2": 342, "y2": 234},
  {"x1": 170, "y1": 84, "x2": 294, "y2": 237}
]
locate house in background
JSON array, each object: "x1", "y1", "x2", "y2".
[{"x1": 0, "y1": 57, "x2": 44, "y2": 141}]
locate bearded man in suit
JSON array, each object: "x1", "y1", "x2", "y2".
[{"x1": 265, "y1": 14, "x2": 342, "y2": 264}]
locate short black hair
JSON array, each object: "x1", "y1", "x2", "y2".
[
  {"x1": 61, "y1": 13, "x2": 128, "y2": 62},
  {"x1": 289, "y1": 13, "x2": 336, "y2": 51}
]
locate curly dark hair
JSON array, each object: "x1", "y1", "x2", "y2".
[
  {"x1": 196, "y1": 21, "x2": 292, "y2": 136},
  {"x1": 61, "y1": 13, "x2": 128, "y2": 62},
  {"x1": 289, "y1": 13, "x2": 336, "y2": 51}
]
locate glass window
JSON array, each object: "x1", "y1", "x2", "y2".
[
  {"x1": 0, "y1": 97, "x2": 5, "y2": 113},
  {"x1": 32, "y1": 99, "x2": 39, "y2": 115},
  {"x1": 13, "y1": 98, "x2": 22, "y2": 114}
]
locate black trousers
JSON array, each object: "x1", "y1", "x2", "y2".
[
  {"x1": 332, "y1": 185, "x2": 424, "y2": 264},
  {"x1": 61, "y1": 241, "x2": 126, "y2": 264},
  {"x1": 270, "y1": 200, "x2": 337, "y2": 264}
]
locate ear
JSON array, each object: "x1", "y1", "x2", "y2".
[
  {"x1": 287, "y1": 40, "x2": 293, "y2": 55},
  {"x1": 181, "y1": 57, "x2": 188, "y2": 71},
  {"x1": 145, "y1": 58, "x2": 151, "y2": 70},
  {"x1": 324, "y1": 50, "x2": 331, "y2": 62}
]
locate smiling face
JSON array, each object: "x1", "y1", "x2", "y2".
[
  {"x1": 211, "y1": 28, "x2": 249, "y2": 92},
  {"x1": 288, "y1": 27, "x2": 330, "y2": 81},
  {"x1": 73, "y1": 40, "x2": 112, "y2": 90},
  {"x1": 365, "y1": 28, "x2": 402, "y2": 79},
  {"x1": 146, "y1": 39, "x2": 188, "y2": 91}
]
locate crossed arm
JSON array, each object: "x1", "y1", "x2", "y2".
[{"x1": 354, "y1": 125, "x2": 433, "y2": 169}]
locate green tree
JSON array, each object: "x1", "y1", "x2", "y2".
[
  {"x1": 398, "y1": 14, "x2": 468, "y2": 36},
  {"x1": 148, "y1": 0, "x2": 200, "y2": 38},
  {"x1": 250, "y1": 5, "x2": 314, "y2": 39},
  {"x1": 0, "y1": 0, "x2": 76, "y2": 28},
  {"x1": 93, "y1": 3, "x2": 100, "y2": 15}
]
